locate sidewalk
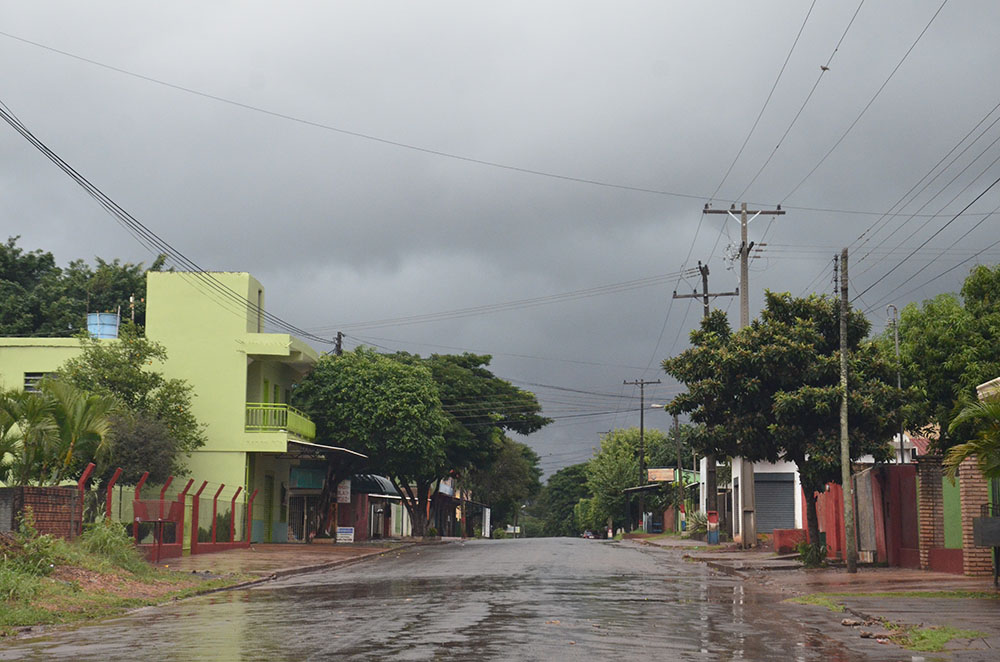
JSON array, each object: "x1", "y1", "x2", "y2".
[
  {"x1": 156, "y1": 539, "x2": 415, "y2": 579},
  {"x1": 633, "y1": 536, "x2": 1000, "y2": 659}
]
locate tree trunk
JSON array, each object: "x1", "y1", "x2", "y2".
[
  {"x1": 392, "y1": 478, "x2": 429, "y2": 537},
  {"x1": 804, "y1": 482, "x2": 822, "y2": 550},
  {"x1": 307, "y1": 454, "x2": 359, "y2": 543}
]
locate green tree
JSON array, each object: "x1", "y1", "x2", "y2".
[
  {"x1": 392, "y1": 352, "x2": 550, "y2": 479},
  {"x1": 664, "y1": 292, "x2": 902, "y2": 546},
  {"x1": 0, "y1": 381, "x2": 113, "y2": 486},
  {"x1": 892, "y1": 265, "x2": 1000, "y2": 451},
  {"x1": 534, "y1": 463, "x2": 591, "y2": 536},
  {"x1": 0, "y1": 388, "x2": 58, "y2": 485},
  {"x1": 0, "y1": 236, "x2": 164, "y2": 336},
  {"x1": 468, "y1": 437, "x2": 542, "y2": 530},
  {"x1": 944, "y1": 397, "x2": 1000, "y2": 479},
  {"x1": 59, "y1": 322, "x2": 205, "y2": 483},
  {"x1": 584, "y1": 427, "x2": 671, "y2": 532},
  {"x1": 293, "y1": 347, "x2": 449, "y2": 537}
]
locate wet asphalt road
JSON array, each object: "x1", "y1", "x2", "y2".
[{"x1": 1, "y1": 538, "x2": 906, "y2": 661}]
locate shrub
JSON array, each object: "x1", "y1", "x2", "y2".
[
  {"x1": 426, "y1": 527, "x2": 439, "y2": 538},
  {"x1": 12, "y1": 508, "x2": 57, "y2": 577},
  {"x1": 685, "y1": 511, "x2": 708, "y2": 535},
  {"x1": 0, "y1": 564, "x2": 41, "y2": 602},
  {"x1": 81, "y1": 519, "x2": 149, "y2": 574},
  {"x1": 796, "y1": 541, "x2": 828, "y2": 568},
  {"x1": 492, "y1": 528, "x2": 509, "y2": 539}
]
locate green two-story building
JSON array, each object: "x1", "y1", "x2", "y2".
[{"x1": 0, "y1": 271, "x2": 355, "y2": 543}]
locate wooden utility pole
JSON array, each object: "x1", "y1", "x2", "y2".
[
  {"x1": 840, "y1": 248, "x2": 857, "y2": 573},
  {"x1": 703, "y1": 202, "x2": 784, "y2": 548},
  {"x1": 624, "y1": 378, "x2": 661, "y2": 531},
  {"x1": 674, "y1": 413, "x2": 682, "y2": 532},
  {"x1": 672, "y1": 261, "x2": 737, "y2": 522},
  {"x1": 335, "y1": 331, "x2": 344, "y2": 356}
]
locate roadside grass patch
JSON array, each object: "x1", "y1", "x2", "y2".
[
  {"x1": 0, "y1": 514, "x2": 252, "y2": 637},
  {"x1": 784, "y1": 595, "x2": 845, "y2": 612},
  {"x1": 822, "y1": 590, "x2": 1000, "y2": 600},
  {"x1": 891, "y1": 625, "x2": 986, "y2": 652}
]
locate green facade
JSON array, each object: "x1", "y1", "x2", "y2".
[{"x1": 0, "y1": 272, "x2": 321, "y2": 544}]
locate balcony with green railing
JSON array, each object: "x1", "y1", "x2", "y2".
[{"x1": 245, "y1": 403, "x2": 316, "y2": 440}]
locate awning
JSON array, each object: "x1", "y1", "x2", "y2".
[
  {"x1": 352, "y1": 474, "x2": 398, "y2": 496},
  {"x1": 287, "y1": 440, "x2": 368, "y2": 459}
]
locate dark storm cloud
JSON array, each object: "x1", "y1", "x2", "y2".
[{"x1": 3, "y1": 1, "x2": 1000, "y2": 474}]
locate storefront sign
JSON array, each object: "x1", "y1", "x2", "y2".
[
  {"x1": 336, "y1": 479, "x2": 351, "y2": 503},
  {"x1": 647, "y1": 468, "x2": 675, "y2": 482},
  {"x1": 336, "y1": 526, "x2": 355, "y2": 543}
]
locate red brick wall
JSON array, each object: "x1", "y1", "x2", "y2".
[
  {"x1": 959, "y1": 456, "x2": 993, "y2": 577},
  {"x1": 1, "y1": 487, "x2": 82, "y2": 540},
  {"x1": 916, "y1": 456, "x2": 944, "y2": 570}
]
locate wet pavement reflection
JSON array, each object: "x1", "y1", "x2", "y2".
[{"x1": 0, "y1": 539, "x2": 904, "y2": 661}]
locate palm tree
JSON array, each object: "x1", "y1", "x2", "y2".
[
  {"x1": 0, "y1": 388, "x2": 58, "y2": 486},
  {"x1": 945, "y1": 397, "x2": 1000, "y2": 479},
  {"x1": 40, "y1": 379, "x2": 114, "y2": 485}
]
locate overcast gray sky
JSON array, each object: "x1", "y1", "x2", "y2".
[{"x1": 3, "y1": 1, "x2": 999, "y2": 476}]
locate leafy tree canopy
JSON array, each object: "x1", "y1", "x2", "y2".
[
  {"x1": 584, "y1": 427, "x2": 671, "y2": 532},
  {"x1": 0, "y1": 236, "x2": 164, "y2": 336},
  {"x1": 663, "y1": 292, "x2": 902, "y2": 544},
  {"x1": 468, "y1": 437, "x2": 542, "y2": 528},
  {"x1": 889, "y1": 264, "x2": 1000, "y2": 451},
  {"x1": 293, "y1": 347, "x2": 449, "y2": 536},
  {"x1": 391, "y1": 352, "x2": 550, "y2": 476},
  {"x1": 59, "y1": 322, "x2": 205, "y2": 483},
  {"x1": 0, "y1": 380, "x2": 113, "y2": 486},
  {"x1": 534, "y1": 463, "x2": 591, "y2": 537}
]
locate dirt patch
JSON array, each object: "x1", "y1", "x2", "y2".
[{"x1": 45, "y1": 566, "x2": 201, "y2": 605}]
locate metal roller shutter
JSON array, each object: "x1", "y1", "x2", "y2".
[{"x1": 754, "y1": 472, "x2": 795, "y2": 533}]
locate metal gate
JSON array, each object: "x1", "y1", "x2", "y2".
[{"x1": 754, "y1": 472, "x2": 795, "y2": 533}]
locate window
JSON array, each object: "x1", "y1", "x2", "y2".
[{"x1": 24, "y1": 372, "x2": 46, "y2": 393}]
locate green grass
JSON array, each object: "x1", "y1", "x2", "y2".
[
  {"x1": 784, "y1": 595, "x2": 845, "y2": 612},
  {"x1": 892, "y1": 625, "x2": 986, "y2": 652},
  {"x1": 0, "y1": 516, "x2": 252, "y2": 637},
  {"x1": 819, "y1": 590, "x2": 1000, "y2": 600}
]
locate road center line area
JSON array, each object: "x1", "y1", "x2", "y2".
[{"x1": 0, "y1": 539, "x2": 916, "y2": 661}]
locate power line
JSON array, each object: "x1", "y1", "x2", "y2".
[
  {"x1": 311, "y1": 268, "x2": 697, "y2": 332},
  {"x1": 1, "y1": 29, "x2": 981, "y2": 223},
  {"x1": 0, "y1": 97, "x2": 337, "y2": 346},
  {"x1": 781, "y1": 0, "x2": 950, "y2": 203},
  {"x1": 735, "y1": 0, "x2": 866, "y2": 201},
  {"x1": 852, "y1": 172, "x2": 1000, "y2": 303},
  {"x1": 851, "y1": 98, "x2": 1000, "y2": 259},
  {"x1": 710, "y1": 0, "x2": 819, "y2": 201}
]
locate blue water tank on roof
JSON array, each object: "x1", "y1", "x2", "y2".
[{"x1": 87, "y1": 312, "x2": 120, "y2": 339}]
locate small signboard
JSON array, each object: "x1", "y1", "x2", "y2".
[
  {"x1": 647, "y1": 468, "x2": 676, "y2": 483},
  {"x1": 336, "y1": 526, "x2": 355, "y2": 543},
  {"x1": 336, "y1": 479, "x2": 351, "y2": 504}
]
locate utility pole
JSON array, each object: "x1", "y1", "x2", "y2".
[
  {"x1": 674, "y1": 413, "x2": 682, "y2": 533},
  {"x1": 702, "y1": 202, "x2": 784, "y2": 548},
  {"x1": 672, "y1": 261, "x2": 737, "y2": 523},
  {"x1": 624, "y1": 378, "x2": 661, "y2": 531},
  {"x1": 335, "y1": 331, "x2": 344, "y2": 356},
  {"x1": 840, "y1": 248, "x2": 858, "y2": 573},
  {"x1": 887, "y1": 304, "x2": 905, "y2": 463}
]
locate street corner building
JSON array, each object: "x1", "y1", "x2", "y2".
[{"x1": 0, "y1": 271, "x2": 365, "y2": 545}]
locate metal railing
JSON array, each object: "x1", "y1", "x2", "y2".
[{"x1": 245, "y1": 403, "x2": 316, "y2": 439}]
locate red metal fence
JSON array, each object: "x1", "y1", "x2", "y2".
[{"x1": 75, "y1": 464, "x2": 257, "y2": 562}]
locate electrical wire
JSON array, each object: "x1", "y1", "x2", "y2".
[
  {"x1": 710, "y1": 0, "x2": 819, "y2": 202},
  {"x1": 852, "y1": 172, "x2": 1000, "y2": 303},
  {"x1": 781, "y1": 0, "x2": 950, "y2": 204},
  {"x1": 0, "y1": 98, "x2": 340, "y2": 347},
  {"x1": 735, "y1": 0, "x2": 866, "y2": 201}
]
